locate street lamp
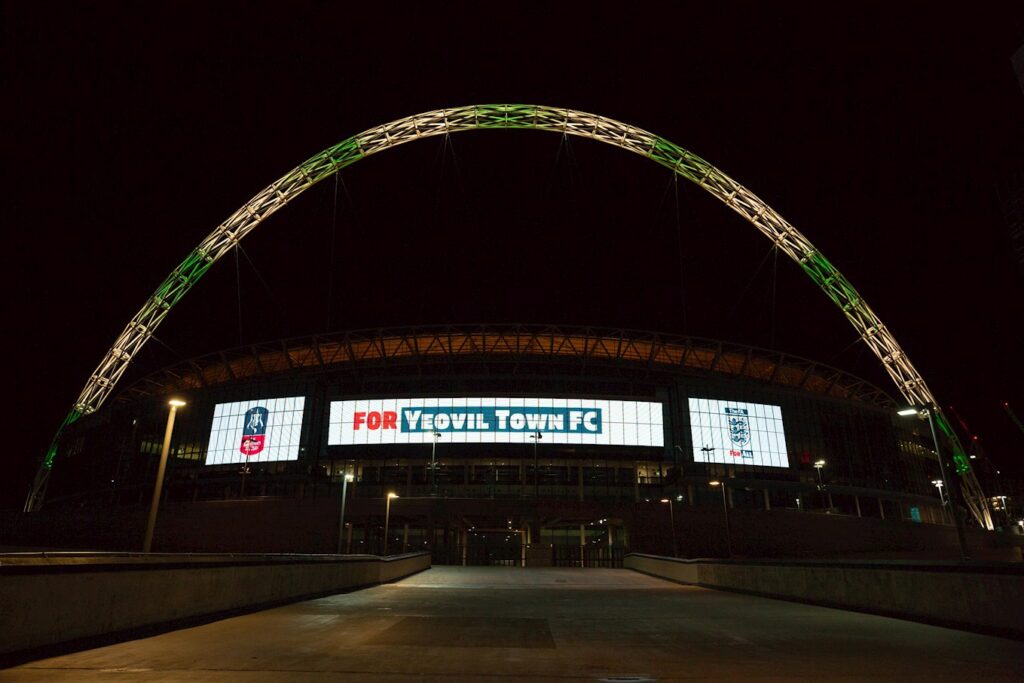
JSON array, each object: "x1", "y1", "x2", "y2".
[
  {"x1": 659, "y1": 498, "x2": 678, "y2": 557},
  {"x1": 993, "y1": 495, "x2": 1010, "y2": 528},
  {"x1": 708, "y1": 480, "x2": 733, "y2": 558},
  {"x1": 932, "y1": 479, "x2": 946, "y2": 505},
  {"x1": 898, "y1": 404, "x2": 969, "y2": 559},
  {"x1": 530, "y1": 431, "x2": 542, "y2": 498},
  {"x1": 337, "y1": 472, "x2": 355, "y2": 554},
  {"x1": 813, "y1": 459, "x2": 827, "y2": 510},
  {"x1": 383, "y1": 492, "x2": 398, "y2": 556},
  {"x1": 143, "y1": 398, "x2": 186, "y2": 553},
  {"x1": 430, "y1": 429, "x2": 442, "y2": 496}
]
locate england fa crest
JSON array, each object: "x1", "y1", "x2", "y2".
[
  {"x1": 724, "y1": 406, "x2": 753, "y2": 459},
  {"x1": 240, "y1": 406, "x2": 269, "y2": 456}
]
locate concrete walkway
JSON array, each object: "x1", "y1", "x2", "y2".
[{"x1": 4, "y1": 566, "x2": 1023, "y2": 681}]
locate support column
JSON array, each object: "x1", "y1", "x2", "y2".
[
  {"x1": 405, "y1": 463, "x2": 412, "y2": 496},
  {"x1": 854, "y1": 495, "x2": 862, "y2": 517},
  {"x1": 763, "y1": 489, "x2": 771, "y2": 511},
  {"x1": 520, "y1": 529, "x2": 527, "y2": 567},
  {"x1": 402, "y1": 523, "x2": 409, "y2": 553},
  {"x1": 578, "y1": 466, "x2": 584, "y2": 502},
  {"x1": 608, "y1": 524, "x2": 615, "y2": 548},
  {"x1": 634, "y1": 463, "x2": 640, "y2": 503},
  {"x1": 878, "y1": 497, "x2": 886, "y2": 519},
  {"x1": 461, "y1": 528, "x2": 468, "y2": 566},
  {"x1": 687, "y1": 483, "x2": 695, "y2": 507},
  {"x1": 345, "y1": 521, "x2": 353, "y2": 554}
]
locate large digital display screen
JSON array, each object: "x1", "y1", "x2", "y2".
[
  {"x1": 688, "y1": 398, "x2": 789, "y2": 468},
  {"x1": 205, "y1": 396, "x2": 306, "y2": 465},
  {"x1": 328, "y1": 397, "x2": 664, "y2": 447}
]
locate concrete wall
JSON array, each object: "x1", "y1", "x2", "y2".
[
  {"x1": 5, "y1": 497, "x2": 1020, "y2": 561},
  {"x1": 625, "y1": 553, "x2": 1024, "y2": 638},
  {"x1": 0, "y1": 551, "x2": 430, "y2": 657}
]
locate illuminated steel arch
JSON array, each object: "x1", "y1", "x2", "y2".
[{"x1": 26, "y1": 104, "x2": 991, "y2": 527}]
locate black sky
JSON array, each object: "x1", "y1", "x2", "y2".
[{"x1": 4, "y1": 2, "x2": 1023, "y2": 509}]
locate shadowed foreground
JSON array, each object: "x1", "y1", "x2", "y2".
[{"x1": 4, "y1": 566, "x2": 1023, "y2": 681}]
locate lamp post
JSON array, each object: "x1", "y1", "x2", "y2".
[
  {"x1": 673, "y1": 444, "x2": 686, "y2": 489},
  {"x1": 708, "y1": 480, "x2": 733, "y2": 558},
  {"x1": 813, "y1": 459, "x2": 827, "y2": 510},
  {"x1": 659, "y1": 498, "x2": 678, "y2": 557},
  {"x1": 530, "y1": 431, "x2": 542, "y2": 498},
  {"x1": 898, "y1": 405, "x2": 969, "y2": 560},
  {"x1": 337, "y1": 472, "x2": 354, "y2": 554},
  {"x1": 143, "y1": 398, "x2": 186, "y2": 553},
  {"x1": 430, "y1": 429, "x2": 442, "y2": 497},
  {"x1": 932, "y1": 479, "x2": 946, "y2": 505},
  {"x1": 383, "y1": 492, "x2": 398, "y2": 555},
  {"x1": 994, "y1": 495, "x2": 1010, "y2": 528}
]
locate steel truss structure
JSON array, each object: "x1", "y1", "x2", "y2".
[
  {"x1": 25, "y1": 105, "x2": 992, "y2": 528},
  {"x1": 118, "y1": 324, "x2": 895, "y2": 409}
]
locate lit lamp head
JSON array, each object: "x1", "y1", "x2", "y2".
[
  {"x1": 345, "y1": 473, "x2": 355, "y2": 482},
  {"x1": 168, "y1": 398, "x2": 187, "y2": 408},
  {"x1": 709, "y1": 480, "x2": 721, "y2": 487},
  {"x1": 898, "y1": 405, "x2": 930, "y2": 420},
  {"x1": 931, "y1": 479, "x2": 944, "y2": 489},
  {"x1": 659, "y1": 498, "x2": 670, "y2": 504},
  {"x1": 813, "y1": 459, "x2": 826, "y2": 470},
  {"x1": 387, "y1": 492, "x2": 399, "y2": 499}
]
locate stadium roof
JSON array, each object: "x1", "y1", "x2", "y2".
[{"x1": 118, "y1": 325, "x2": 896, "y2": 408}]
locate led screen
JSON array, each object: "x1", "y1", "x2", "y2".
[
  {"x1": 205, "y1": 396, "x2": 306, "y2": 465},
  {"x1": 328, "y1": 397, "x2": 664, "y2": 447},
  {"x1": 688, "y1": 398, "x2": 789, "y2": 468}
]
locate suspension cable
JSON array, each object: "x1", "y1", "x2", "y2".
[
  {"x1": 326, "y1": 172, "x2": 340, "y2": 331},
  {"x1": 234, "y1": 244, "x2": 243, "y2": 345},
  {"x1": 673, "y1": 176, "x2": 688, "y2": 333}
]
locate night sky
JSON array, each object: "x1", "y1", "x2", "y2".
[{"x1": 4, "y1": 3, "x2": 1023, "y2": 509}]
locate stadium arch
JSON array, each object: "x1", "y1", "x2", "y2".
[{"x1": 24, "y1": 104, "x2": 992, "y2": 528}]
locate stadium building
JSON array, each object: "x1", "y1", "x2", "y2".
[{"x1": 40, "y1": 324, "x2": 959, "y2": 563}]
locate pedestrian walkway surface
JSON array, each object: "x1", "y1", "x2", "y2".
[{"x1": 4, "y1": 566, "x2": 1023, "y2": 681}]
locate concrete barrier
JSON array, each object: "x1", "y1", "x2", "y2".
[
  {"x1": 0, "y1": 551, "x2": 430, "y2": 658},
  {"x1": 625, "y1": 553, "x2": 1024, "y2": 639}
]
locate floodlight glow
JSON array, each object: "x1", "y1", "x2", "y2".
[
  {"x1": 709, "y1": 480, "x2": 721, "y2": 486},
  {"x1": 897, "y1": 407, "x2": 920, "y2": 416},
  {"x1": 168, "y1": 398, "x2": 187, "y2": 407}
]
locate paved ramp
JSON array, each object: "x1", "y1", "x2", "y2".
[{"x1": 4, "y1": 566, "x2": 1023, "y2": 681}]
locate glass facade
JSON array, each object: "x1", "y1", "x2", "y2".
[{"x1": 42, "y1": 330, "x2": 958, "y2": 563}]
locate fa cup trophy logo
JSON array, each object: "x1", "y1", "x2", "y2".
[{"x1": 240, "y1": 406, "x2": 269, "y2": 456}]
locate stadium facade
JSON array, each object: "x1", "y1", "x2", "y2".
[{"x1": 41, "y1": 324, "x2": 960, "y2": 561}]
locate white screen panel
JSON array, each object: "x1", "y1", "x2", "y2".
[
  {"x1": 328, "y1": 397, "x2": 664, "y2": 447},
  {"x1": 205, "y1": 396, "x2": 306, "y2": 465},
  {"x1": 688, "y1": 398, "x2": 789, "y2": 468}
]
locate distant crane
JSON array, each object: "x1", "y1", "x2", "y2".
[
  {"x1": 947, "y1": 405, "x2": 981, "y2": 459},
  {"x1": 1002, "y1": 401, "x2": 1024, "y2": 438}
]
